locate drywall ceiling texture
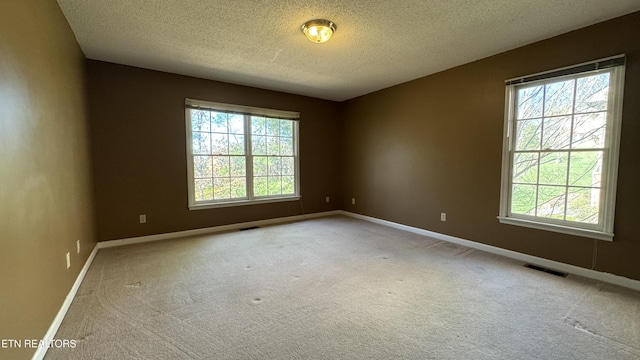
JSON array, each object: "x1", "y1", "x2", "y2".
[{"x1": 57, "y1": 0, "x2": 640, "y2": 101}]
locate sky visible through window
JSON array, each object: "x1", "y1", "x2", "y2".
[
  {"x1": 511, "y1": 72, "x2": 609, "y2": 224},
  {"x1": 190, "y1": 110, "x2": 296, "y2": 202}
]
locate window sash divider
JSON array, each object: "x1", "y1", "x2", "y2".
[
  {"x1": 186, "y1": 103, "x2": 299, "y2": 208},
  {"x1": 499, "y1": 61, "x2": 624, "y2": 241}
]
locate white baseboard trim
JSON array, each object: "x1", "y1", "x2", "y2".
[
  {"x1": 340, "y1": 211, "x2": 640, "y2": 292},
  {"x1": 32, "y1": 210, "x2": 340, "y2": 359},
  {"x1": 34, "y1": 208, "x2": 637, "y2": 360},
  {"x1": 97, "y1": 210, "x2": 343, "y2": 249},
  {"x1": 32, "y1": 245, "x2": 99, "y2": 360}
]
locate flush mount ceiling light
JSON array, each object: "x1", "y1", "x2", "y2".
[{"x1": 301, "y1": 19, "x2": 336, "y2": 44}]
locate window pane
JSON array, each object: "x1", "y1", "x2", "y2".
[
  {"x1": 539, "y1": 152, "x2": 568, "y2": 186},
  {"x1": 213, "y1": 178, "x2": 231, "y2": 199},
  {"x1": 211, "y1": 112, "x2": 228, "y2": 132},
  {"x1": 517, "y1": 85, "x2": 543, "y2": 120},
  {"x1": 192, "y1": 132, "x2": 211, "y2": 154},
  {"x1": 513, "y1": 153, "x2": 538, "y2": 184},
  {"x1": 281, "y1": 157, "x2": 295, "y2": 176},
  {"x1": 266, "y1": 136, "x2": 280, "y2": 155},
  {"x1": 229, "y1": 134, "x2": 245, "y2": 155},
  {"x1": 211, "y1": 133, "x2": 229, "y2": 155},
  {"x1": 189, "y1": 104, "x2": 299, "y2": 206},
  {"x1": 572, "y1": 113, "x2": 606, "y2": 149},
  {"x1": 193, "y1": 156, "x2": 212, "y2": 178},
  {"x1": 254, "y1": 176, "x2": 268, "y2": 196},
  {"x1": 511, "y1": 184, "x2": 536, "y2": 216},
  {"x1": 542, "y1": 116, "x2": 571, "y2": 150},
  {"x1": 280, "y1": 121, "x2": 293, "y2": 136},
  {"x1": 252, "y1": 135, "x2": 266, "y2": 155},
  {"x1": 268, "y1": 157, "x2": 282, "y2": 176},
  {"x1": 544, "y1": 79, "x2": 574, "y2": 116},
  {"x1": 230, "y1": 177, "x2": 246, "y2": 198},
  {"x1": 253, "y1": 156, "x2": 268, "y2": 176},
  {"x1": 280, "y1": 137, "x2": 294, "y2": 155},
  {"x1": 515, "y1": 119, "x2": 541, "y2": 150},
  {"x1": 537, "y1": 185, "x2": 566, "y2": 219},
  {"x1": 282, "y1": 176, "x2": 295, "y2": 195},
  {"x1": 228, "y1": 114, "x2": 244, "y2": 134},
  {"x1": 566, "y1": 187, "x2": 600, "y2": 224},
  {"x1": 575, "y1": 73, "x2": 609, "y2": 114},
  {"x1": 213, "y1": 156, "x2": 230, "y2": 177},
  {"x1": 191, "y1": 110, "x2": 210, "y2": 131},
  {"x1": 268, "y1": 177, "x2": 282, "y2": 195},
  {"x1": 251, "y1": 117, "x2": 267, "y2": 135},
  {"x1": 501, "y1": 65, "x2": 622, "y2": 237},
  {"x1": 266, "y1": 119, "x2": 280, "y2": 135},
  {"x1": 230, "y1": 156, "x2": 246, "y2": 177},
  {"x1": 194, "y1": 179, "x2": 213, "y2": 201},
  {"x1": 569, "y1": 151, "x2": 603, "y2": 187}
]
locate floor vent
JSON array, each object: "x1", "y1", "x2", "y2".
[
  {"x1": 524, "y1": 264, "x2": 568, "y2": 277},
  {"x1": 239, "y1": 226, "x2": 260, "y2": 231}
]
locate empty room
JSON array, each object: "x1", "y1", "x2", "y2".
[{"x1": 2, "y1": 0, "x2": 640, "y2": 359}]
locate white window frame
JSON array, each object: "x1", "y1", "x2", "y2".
[
  {"x1": 185, "y1": 99, "x2": 300, "y2": 210},
  {"x1": 498, "y1": 55, "x2": 625, "y2": 241}
]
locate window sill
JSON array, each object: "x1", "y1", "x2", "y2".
[
  {"x1": 497, "y1": 216, "x2": 613, "y2": 241},
  {"x1": 189, "y1": 195, "x2": 301, "y2": 210}
]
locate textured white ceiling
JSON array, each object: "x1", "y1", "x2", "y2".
[{"x1": 56, "y1": 0, "x2": 640, "y2": 101}]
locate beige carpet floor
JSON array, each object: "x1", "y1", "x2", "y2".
[{"x1": 46, "y1": 215, "x2": 640, "y2": 359}]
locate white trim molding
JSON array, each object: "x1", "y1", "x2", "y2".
[
  {"x1": 498, "y1": 59, "x2": 625, "y2": 241},
  {"x1": 497, "y1": 216, "x2": 613, "y2": 241},
  {"x1": 185, "y1": 100, "x2": 301, "y2": 210},
  {"x1": 36, "y1": 208, "x2": 639, "y2": 360},
  {"x1": 340, "y1": 211, "x2": 640, "y2": 292},
  {"x1": 188, "y1": 195, "x2": 300, "y2": 211},
  {"x1": 97, "y1": 210, "x2": 342, "y2": 249},
  {"x1": 33, "y1": 210, "x2": 341, "y2": 359},
  {"x1": 32, "y1": 246, "x2": 99, "y2": 360}
]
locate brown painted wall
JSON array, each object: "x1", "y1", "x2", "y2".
[
  {"x1": 1, "y1": 6, "x2": 637, "y2": 357},
  {"x1": 87, "y1": 61, "x2": 342, "y2": 241},
  {"x1": 0, "y1": 1, "x2": 96, "y2": 359},
  {"x1": 342, "y1": 12, "x2": 640, "y2": 281}
]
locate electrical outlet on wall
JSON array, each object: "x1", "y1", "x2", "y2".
[
  {"x1": 352, "y1": 198, "x2": 356, "y2": 205},
  {"x1": 441, "y1": 213, "x2": 447, "y2": 222},
  {"x1": 139, "y1": 214, "x2": 147, "y2": 224},
  {"x1": 326, "y1": 196, "x2": 330, "y2": 203}
]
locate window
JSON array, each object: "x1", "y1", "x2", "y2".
[
  {"x1": 498, "y1": 56, "x2": 625, "y2": 241},
  {"x1": 185, "y1": 99, "x2": 300, "y2": 209}
]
